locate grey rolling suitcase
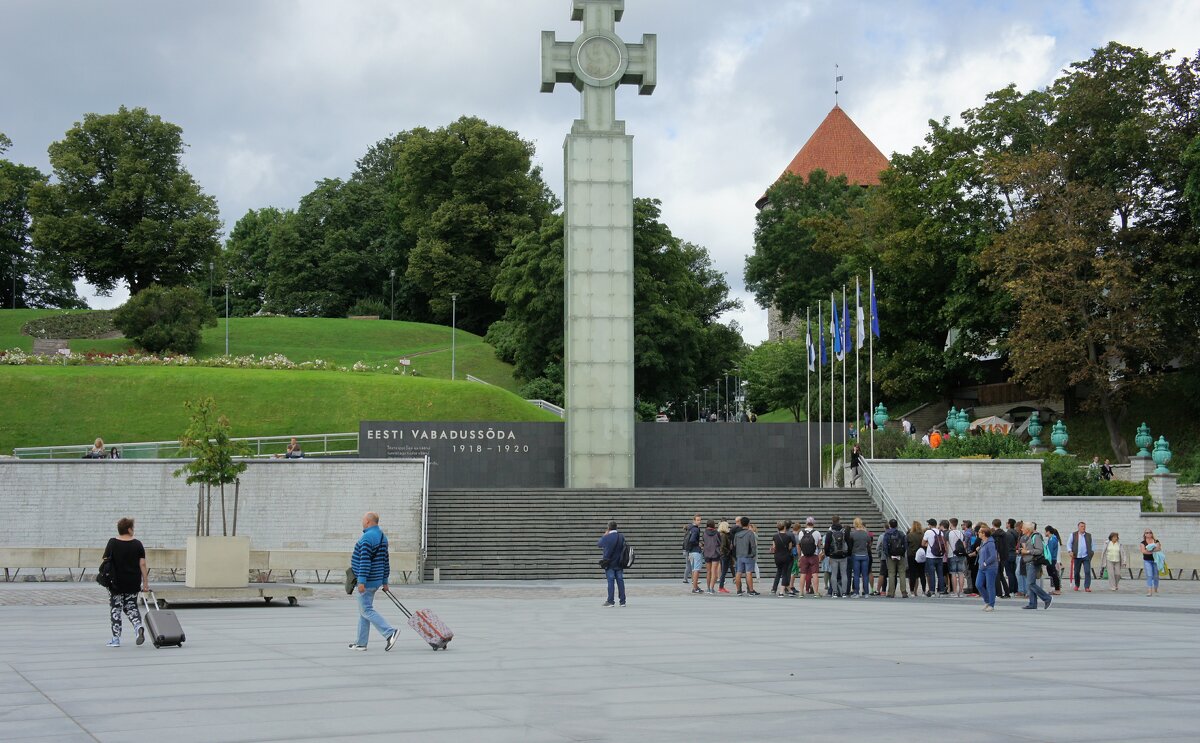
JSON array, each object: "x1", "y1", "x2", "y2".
[{"x1": 140, "y1": 591, "x2": 186, "y2": 648}]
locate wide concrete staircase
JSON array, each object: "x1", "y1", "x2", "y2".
[{"x1": 425, "y1": 488, "x2": 885, "y2": 580}]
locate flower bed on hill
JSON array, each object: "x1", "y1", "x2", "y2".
[{"x1": 0, "y1": 348, "x2": 413, "y2": 375}]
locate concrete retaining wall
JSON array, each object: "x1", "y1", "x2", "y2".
[
  {"x1": 0, "y1": 460, "x2": 426, "y2": 554},
  {"x1": 866, "y1": 459, "x2": 1200, "y2": 557}
]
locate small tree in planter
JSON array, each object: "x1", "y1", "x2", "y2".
[{"x1": 174, "y1": 398, "x2": 249, "y2": 535}]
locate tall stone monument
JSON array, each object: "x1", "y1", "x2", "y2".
[{"x1": 541, "y1": 1, "x2": 656, "y2": 488}]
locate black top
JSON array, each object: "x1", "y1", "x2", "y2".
[
  {"x1": 104, "y1": 537, "x2": 145, "y2": 594},
  {"x1": 772, "y1": 532, "x2": 795, "y2": 556}
]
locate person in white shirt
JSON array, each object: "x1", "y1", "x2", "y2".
[
  {"x1": 947, "y1": 519, "x2": 966, "y2": 597},
  {"x1": 922, "y1": 519, "x2": 946, "y2": 596}
]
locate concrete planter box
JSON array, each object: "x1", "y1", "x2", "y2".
[{"x1": 186, "y1": 536, "x2": 251, "y2": 588}]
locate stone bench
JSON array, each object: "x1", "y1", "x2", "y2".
[
  {"x1": 266, "y1": 550, "x2": 419, "y2": 584},
  {"x1": 0, "y1": 548, "x2": 82, "y2": 581}
]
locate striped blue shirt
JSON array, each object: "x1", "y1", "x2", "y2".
[{"x1": 351, "y1": 525, "x2": 390, "y2": 589}]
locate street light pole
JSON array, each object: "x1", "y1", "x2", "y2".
[
  {"x1": 209, "y1": 261, "x2": 214, "y2": 304},
  {"x1": 10, "y1": 255, "x2": 16, "y2": 310},
  {"x1": 389, "y1": 269, "x2": 396, "y2": 321},
  {"x1": 225, "y1": 281, "x2": 230, "y2": 356},
  {"x1": 450, "y1": 293, "x2": 458, "y2": 381}
]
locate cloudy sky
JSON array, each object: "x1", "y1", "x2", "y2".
[{"x1": 3, "y1": 0, "x2": 1198, "y2": 343}]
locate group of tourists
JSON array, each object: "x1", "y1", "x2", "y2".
[{"x1": 679, "y1": 515, "x2": 1169, "y2": 611}]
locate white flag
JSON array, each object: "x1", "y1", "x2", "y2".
[
  {"x1": 806, "y1": 318, "x2": 815, "y2": 372},
  {"x1": 856, "y1": 279, "x2": 865, "y2": 350}
]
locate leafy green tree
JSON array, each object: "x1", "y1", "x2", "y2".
[
  {"x1": 113, "y1": 284, "x2": 217, "y2": 354},
  {"x1": 740, "y1": 340, "x2": 809, "y2": 421},
  {"x1": 223, "y1": 207, "x2": 286, "y2": 316},
  {"x1": 0, "y1": 134, "x2": 82, "y2": 309},
  {"x1": 399, "y1": 116, "x2": 555, "y2": 333},
  {"x1": 30, "y1": 106, "x2": 221, "y2": 295}
]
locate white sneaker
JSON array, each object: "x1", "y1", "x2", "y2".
[
  {"x1": 347, "y1": 643, "x2": 367, "y2": 651},
  {"x1": 106, "y1": 637, "x2": 120, "y2": 648},
  {"x1": 385, "y1": 630, "x2": 400, "y2": 652}
]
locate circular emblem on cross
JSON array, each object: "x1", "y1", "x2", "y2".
[{"x1": 572, "y1": 32, "x2": 627, "y2": 87}]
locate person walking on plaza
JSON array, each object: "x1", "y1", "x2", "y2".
[
  {"x1": 796, "y1": 517, "x2": 821, "y2": 596},
  {"x1": 102, "y1": 517, "x2": 149, "y2": 647},
  {"x1": 1067, "y1": 521, "x2": 1094, "y2": 592},
  {"x1": 976, "y1": 526, "x2": 999, "y2": 611},
  {"x1": 348, "y1": 512, "x2": 399, "y2": 652},
  {"x1": 848, "y1": 444, "x2": 862, "y2": 487},
  {"x1": 1140, "y1": 530, "x2": 1163, "y2": 596},
  {"x1": 771, "y1": 522, "x2": 795, "y2": 597},
  {"x1": 734, "y1": 517, "x2": 759, "y2": 595},
  {"x1": 882, "y1": 519, "x2": 908, "y2": 598},
  {"x1": 1021, "y1": 522, "x2": 1053, "y2": 610},
  {"x1": 1103, "y1": 532, "x2": 1128, "y2": 591},
  {"x1": 685, "y1": 515, "x2": 704, "y2": 594},
  {"x1": 702, "y1": 520, "x2": 721, "y2": 595},
  {"x1": 717, "y1": 520, "x2": 734, "y2": 593},
  {"x1": 994, "y1": 518, "x2": 1016, "y2": 598},
  {"x1": 598, "y1": 521, "x2": 627, "y2": 607},
  {"x1": 848, "y1": 518, "x2": 872, "y2": 597},
  {"x1": 824, "y1": 516, "x2": 850, "y2": 598},
  {"x1": 1011, "y1": 520, "x2": 1028, "y2": 596},
  {"x1": 1043, "y1": 526, "x2": 1063, "y2": 594}
]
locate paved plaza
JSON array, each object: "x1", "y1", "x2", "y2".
[{"x1": 2, "y1": 581, "x2": 1200, "y2": 742}]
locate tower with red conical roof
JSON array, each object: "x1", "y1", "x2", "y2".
[{"x1": 758, "y1": 105, "x2": 889, "y2": 341}]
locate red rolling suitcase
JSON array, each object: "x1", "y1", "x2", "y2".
[{"x1": 385, "y1": 591, "x2": 452, "y2": 650}]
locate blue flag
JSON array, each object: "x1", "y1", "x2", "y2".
[
  {"x1": 806, "y1": 315, "x2": 815, "y2": 372},
  {"x1": 819, "y1": 314, "x2": 828, "y2": 366},
  {"x1": 843, "y1": 290, "x2": 851, "y2": 353},
  {"x1": 870, "y1": 269, "x2": 880, "y2": 338},
  {"x1": 831, "y1": 295, "x2": 843, "y2": 360},
  {"x1": 856, "y1": 280, "x2": 865, "y2": 350}
]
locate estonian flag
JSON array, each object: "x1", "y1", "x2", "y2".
[
  {"x1": 819, "y1": 316, "x2": 828, "y2": 367},
  {"x1": 806, "y1": 317, "x2": 815, "y2": 372},
  {"x1": 831, "y1": 296, "x2": 843, "y2": 361},
  {"x1": 856, "y1": 281, "x2": 865, "y2": 350},
  {"x1": 870, "y1": 269, "x2": 880, "y2": 338}
]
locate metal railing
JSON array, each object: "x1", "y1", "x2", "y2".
[
  {"x1": 859, "y1": 459, "x2": 909, "y2": 528},
  {"x1": 465, "y1": 374, "x2": 490, "y2": 385},
  {"x1": 14, "y1": 432, "x2": 359, "y2": 460},
  {"x1": 526, "y1": 399, "x2": 564, "y2": 418}
]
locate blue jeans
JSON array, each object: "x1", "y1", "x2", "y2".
[
  {"x1": 924, "y1": 559, "x2": 944, "y2": 594},
  {"x1": 1016, "y1": 560, "x2": 1028, "y2": 594},
  {"x1": 356, "y1": 587, "x2": 396, "y2": 647},
  {"x1": 851, "y1": 555, "x2": 869, "y2": 595},
  {"x1": 1144, "y1": 560, "x2": 1159, "y2": 589},
  {"x1": 976, "y1": 568, "x2": 997, "y2": 607},
  {"x1": 1025, "y1": 562, "x2": 1052, "y2": 607},
  {"x1": 605, "y1": 568, "x2": 626, "y2": 604}
]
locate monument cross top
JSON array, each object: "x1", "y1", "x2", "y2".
[{"x1": 541, "y1": 0, "x2": 657, "y2": 134}]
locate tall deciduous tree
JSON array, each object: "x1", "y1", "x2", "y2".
[
  {"x1": 740, "y1": 340, "x2": 810, "y2": 421},
  {"x1": 0, "y1": 133, "x2": 82, "y2": 309},
  {"x1": 31, "y1": 106, "x2": 221, "y2": 295},
  {"x1": 399, "y1": 116, "x2": 555, "y2": 334}
]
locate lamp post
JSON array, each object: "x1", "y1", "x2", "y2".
[
  {"x1": 450, "y1": 292, "x2": 458, "y2": 381},
  {"x1": 224, "y1": 281, "x2": 230, "y2": 356},
  {"x1": 10, "y1": 255, "x2": 16, "y2": 310},
  {"x1": 209, "y1": 261, "x2": 214, "y2": 304},
  {"x1": 389, "y1": 269, "x2": 396, "y2": 321},
  {"x1": 724, "y1": 372, "x2": 729, "y2": 421}
]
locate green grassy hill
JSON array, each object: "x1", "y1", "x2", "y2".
[
  {"x1": 0, "y1": 366, "x2": 558, "y2": 455},
  {"x1": 1, "y1": 310, "x2": 519, "y2": 390}
]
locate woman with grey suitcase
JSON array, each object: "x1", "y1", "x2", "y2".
[{"x1": 101, "y1": 518, "x2": 149, "y2": 647}]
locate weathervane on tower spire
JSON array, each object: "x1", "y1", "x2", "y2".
[{"x1": 835, "y1": 63, "x2": 843, "y2": 106}]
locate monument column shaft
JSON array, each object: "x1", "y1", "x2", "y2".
[{"x1": 564, "y1": 132, "x2": 635, "y2": 488}]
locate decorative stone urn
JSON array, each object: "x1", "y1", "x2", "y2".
[
  {"x1": 1135, "y1": 423, "x2": 1153, "y2": 458},
  {"x1": 946, "y1": 407, "x2": 958, "y2": 438},
  {"x1": 1027, "y1": 412, "x2": 1043, "y2": 449},
  {"x1": 955, "y1": 409, "x2": 970, "y2": 438},
  {"x1": 873, "y1": 403, "x2": 889, "y2": 430},
  {"x1": 1152, "y1": 436, "x2": 1173, "y2": 474},
  {"x1": 1050, "y1": 420, "x2": 1070, "y2": 455}
]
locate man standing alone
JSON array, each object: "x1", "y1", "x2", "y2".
[
  {"x1": 1067, "y1": 521, "x2": 1094, "y2": 592},
  {"x1": 349, "y1": 512, "x2": 399, "y2": 652},
  {"x1": 598, "y1": 521, "x2": 627, "y2": 607},
  {"x1": 685, "y1": 514, "x2": 704, "y2": 594}
]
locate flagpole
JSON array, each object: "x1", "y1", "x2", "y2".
[
  {"x1": 830, "y1": 292, "x2": 836, "y2": 489},
  {"x1": 818, "y1": 302, "x2": 824, "y2": 488},
  {"x1": 869, "y1": 268, "x2": 876, "y2": 458},
  {"x1": 840, "y1": 284, "x2": 849, "y2": 487},
  {"x1": 855, "y1": 277, "x2": 861, "y2": 465},
  {"x1": 806, "y1": 306, "x2": 812, "y2": 489}
]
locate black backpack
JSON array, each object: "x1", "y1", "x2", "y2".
[
  {"x1": 887, "y1": 531, "x2": 907, "y2": 558},
  {"x1": 799, "y1": 529, "x2": 818, "y2": 557},
  {"x1": 828, "y1": 529, "x2": 847, "y2": 558},
  {"x1": 619, "y1": 540, "x2": 636, "y2": 570},
  {"x1": 953, "y1": 533, "x2": 968, "y2": 557}
]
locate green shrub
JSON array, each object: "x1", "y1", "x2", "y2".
[
  {"x1": 113, "y1": 285, "x2": 217, "y2": 354},
  {"x1": 347, "y1": 298, "x2": 387, "y2": 318},
  {"x1": 22, "y1": 311, "x2": 116, "y2": 339},
  {"x1": 520, "y1": 376, "x2": 563, "y2": 407},
  {"x1": 1098, "y1": 478, "x2": 1160, "y2": 512}
]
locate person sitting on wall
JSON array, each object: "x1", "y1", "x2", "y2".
[
  {"x1": 83, "y1": 438, "x2": 107, "y2": 459},
  {"x1": 274, "y1": 438, "x2": 304, "y2": 459}
]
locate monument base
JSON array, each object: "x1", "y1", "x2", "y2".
[
  {"x1": 1149, "y1": 473, "x2": 1179, "y2": 512},
  {"x1": 1129, "y1": 456, "x2": 1154, "y2": 481}
]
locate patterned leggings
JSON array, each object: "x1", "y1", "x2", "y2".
[{"x1": 109, "y1": 593, "x2": 142, "y2": 638}]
